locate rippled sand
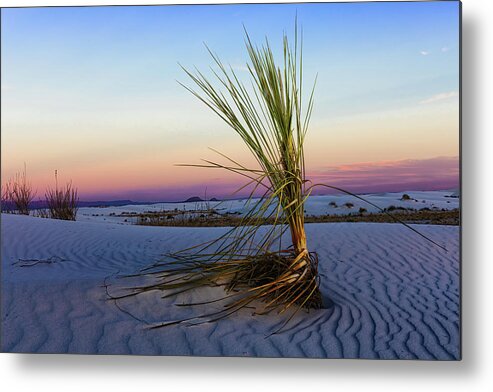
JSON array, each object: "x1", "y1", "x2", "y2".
[{"x1": 1, "y1": 214, "x2": 460, "y2": 359}]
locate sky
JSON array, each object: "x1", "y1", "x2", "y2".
[{"x1": 1, "y1": 1, "x2": 460, "y2": 201}]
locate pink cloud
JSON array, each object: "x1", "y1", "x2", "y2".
[{"x1": 307, "y1": 156, "x2": 459, "y2": 194}]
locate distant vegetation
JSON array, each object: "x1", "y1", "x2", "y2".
[
  {"x1": 1, "y1": 168, "x2": 79, "y2": 221},
  {"x1": 130, "y1": 208, "x2": 459, "y2": 227}
]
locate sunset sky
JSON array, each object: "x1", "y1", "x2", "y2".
[{"x1": 1, "y1": 1, "x2": 460, "y2": 201}]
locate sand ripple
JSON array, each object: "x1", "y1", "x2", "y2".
[{"x1": 1, "y1": 214, "x2": 459, "y2": 359}]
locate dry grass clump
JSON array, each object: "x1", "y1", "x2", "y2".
[
  {"x1": 4, "y1": 166, "x2": 36, "y2": 215},
  {"x1": 45, "y1": 171, "x2": 79, "y2": 220}
]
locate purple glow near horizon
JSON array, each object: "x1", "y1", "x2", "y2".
[{"x1": 77, "y1": 156, "x2": 459, "y2": 202}]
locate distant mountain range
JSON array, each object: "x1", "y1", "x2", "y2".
[
  {"x1": 29, "y1": 196, "x2": 221, "y2": 209},
  {"x1": 25, "y1": 190, "x2": 458, "y2": 209}
]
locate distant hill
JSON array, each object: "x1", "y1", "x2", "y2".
[
  {"x1": 184, "y1": 196, "x2": 203, "y2": 203},
  {"x1": 184, "y1": 196, "x2": 221, "y2": 203}
]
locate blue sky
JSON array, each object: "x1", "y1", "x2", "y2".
[{"x1": 1, "y1": 2, "x2": 460, "y2": 200}]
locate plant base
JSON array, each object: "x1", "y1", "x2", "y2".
[{"x1": 114, "y1": 250, "x2": 324, "y2": 330}]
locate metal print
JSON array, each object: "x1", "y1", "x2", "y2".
[{"x1": 1, "y1": 1, "x2": 461, "y2": 359}]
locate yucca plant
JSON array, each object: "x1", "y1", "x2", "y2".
[
  {"x1": 111, "y1": 26, "x2": 322, "y2": 331},
  {"x1": 114, "y1": 24, "x2": 445, "y2": 331},
  {"x1": 177, "y1": 27, "x2": 323, "y2": 306}
]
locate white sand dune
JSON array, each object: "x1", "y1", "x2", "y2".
[
  {"x1": 76, "y1": 190, "x2": 459, "y2": 225},
  {"x1": 1, "y1": 212, "x2": 460, "y2": 359}
]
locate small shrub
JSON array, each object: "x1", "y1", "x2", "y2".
[
  {"x1": 359, "y1": 207, "x2": 367, "y2": 214},
  {"x1": 45, "y1": 172, "x2": 79, "y2": 220},
  {"x1": 401, "y1": 194, "x2": 411, "y2": 201},
  {"x1": 386, "y1": 205, "x2": 407, "y2": 212},
  {"x1": 344, "y1": 202, "x2": 354, "y2": 208},
  {"x1": 329, "y1": 201, "x2": 337, "y2": 207},
  {"x1": 5, "y1": 166, "x2": 36, "y2": 215}
]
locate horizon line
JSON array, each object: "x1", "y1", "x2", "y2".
[{"x1": 26, "y1": 186, "x2": 459, "y2": 206}]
